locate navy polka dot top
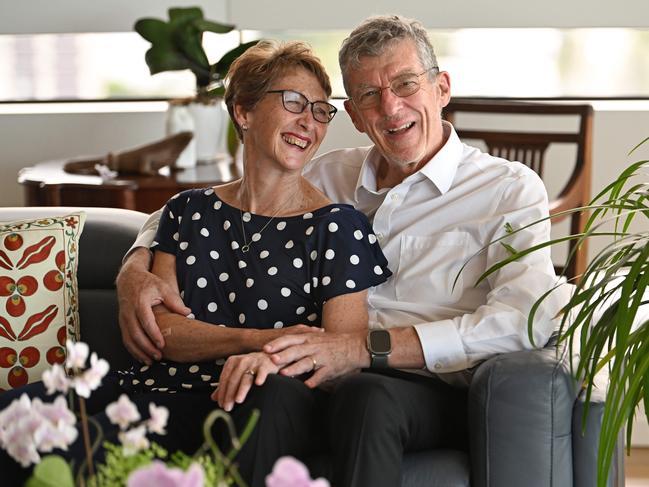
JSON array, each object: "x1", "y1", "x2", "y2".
[{"x1": 119, "y1": 187, "x2": 391, "y2": 393}]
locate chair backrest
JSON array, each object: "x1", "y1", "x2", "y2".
[{"x1": 444, "y1": 99, "x2": 593, "y2": 280}]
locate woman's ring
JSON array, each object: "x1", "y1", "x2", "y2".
[
  {"x1": 310, "y1": 356, "x2": 317, "y2": 371},
  {"x1": 245, "y1": 369, "x2": 256, "y2": 377}
]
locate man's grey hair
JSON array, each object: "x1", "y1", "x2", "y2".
[{"x1": 339, "y1": 14, "x2": 439, "y2": 96}]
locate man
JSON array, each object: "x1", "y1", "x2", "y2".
[{"x1": 118, "y1": 15, "x2": 566, "y2": 486}]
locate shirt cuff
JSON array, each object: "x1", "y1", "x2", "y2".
[
  {"x1": 413, "y1": 320, "x2": 469, "y2": 373},
  {"x1": 123, "y1": 227, "x2": 157, "y2": 264}
]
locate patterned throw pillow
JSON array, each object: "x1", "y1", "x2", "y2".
[{"x1": 0, "y1": 213, "x2": 85, "y2": 392}]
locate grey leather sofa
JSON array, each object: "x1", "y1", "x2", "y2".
[{"x1": 1, "y1": 207, "x2": 624, "y2": 487}]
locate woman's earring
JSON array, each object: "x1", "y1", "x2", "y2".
[{"x1": 241, "y1": 124, "x2": 248, "y2": 131}]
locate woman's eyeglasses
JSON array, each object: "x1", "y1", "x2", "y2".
[{"x1": 266, "y1": 90, "x2": 337, "y2": 124}]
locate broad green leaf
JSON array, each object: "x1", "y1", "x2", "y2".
[
  {"x1": 25, "y1": 455, "x2": 74, "y2": 487},
  {"x1": 144, "y1": 46, "x2": 190, "y2": 75},
  {"x1": 194, "y1": 19, "x2": 234, "y2": 34},
  {"x1": 227, "y1": 120, "x2": 239, "y2": 158},
  {"x1": 133, "y1": 18, "x2": 170, "y2": 44},
  {"x1": 213, "y1": 40, "x2": 261, "y2": 77},
  {"x1": 172, "y1": 24, "x2": 210, "y2": 69},
  {"x1": 168, "y1": 7, "x2": 203, "y2": 25}
]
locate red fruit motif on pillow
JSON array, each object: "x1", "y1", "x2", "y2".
[
  {"x1": 3, "y1": 233, "x2": 23, "y2": 251},
  {"x1": 0, "y1": 347, "x2": 16, "y2": 367},
  {"x1": 0, "y1": 346, "x2": 40, "y2": 388},
  {"x1": 0, "y1": 275, "x2": 38, "y2": 317},
  {"x1": 46, "y1": 326, "x2": 67, "y2": 365},
  {"x1": 43, "y1": 251, "x2": 66, "y2": 291}
]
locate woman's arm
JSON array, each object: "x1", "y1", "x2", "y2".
[
  {"x1": 151, "y1": 251, "x2": 321, "y2": 362},
  {"x1": 213, "y1": 290, "x2": 370, "y2": 411},
  {"x1": 321, "y1": 290, "x2": 368, "y2": 333}
]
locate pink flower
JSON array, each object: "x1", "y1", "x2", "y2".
[
  {"x1": 0, "y1": 394, "x2": 77, "y2": 467},
  {"x1": 32, "y1": 396, "x2": 76, "y2": 428},
  {"x1": 127, "y1": 461, "x2": 204, "y2": 487},
  {"x1": 146, "y1": 403, "x2": 169, "y2": 436},
  {"x1": 119, "y1": 425, "x2": 149, "y2": 456},
  {"x1": 42, "y1": 363, "x2": 70, "y2": 395},
  {"x1": 73, "y1": 352, "x2": 109, "y2": 398},
  {"x1": 0, "y1": 393, "x2": 32, "y2": 431},
  {"x1": 106, "y1": 394, "x2": 141, "y2": 430},
  {"x1": 266, "y1": 456, "x2": 330, "y2": 487},
  {"x1": 65, "y1": 340, "x2": 89, "y2": 370},
  {"x1": 31, "y1": 396, "x2": 77, "y2": 452}
]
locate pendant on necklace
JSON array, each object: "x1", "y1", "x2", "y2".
[{"x1": 241, "y1": 244, "x2": 251, "y2": 253}]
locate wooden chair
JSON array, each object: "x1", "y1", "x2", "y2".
[{"x1": 444, "y1": 99, "x2": 593, "y2": 281}]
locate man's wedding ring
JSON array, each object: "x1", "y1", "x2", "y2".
[
  {"x1": 310, "y1": 356, "x2": 318, "y2": 371},
  {"x1": 245, "y1": 369, "x2": 256, "y2": 377}
]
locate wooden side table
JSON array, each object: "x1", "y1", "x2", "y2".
[{"x1": 18, "y1": 159, "x2": 238, "y2": 214}]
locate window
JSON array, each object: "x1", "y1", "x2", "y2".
[{"x1": 2, "y1": 28, "x2": 648, "y2": 102}]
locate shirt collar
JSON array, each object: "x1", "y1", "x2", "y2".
[
  {"x1": 417, "y1": 121, "x2": 463, "y2": 195},
  {"x1": 354, "y1": 121, "x2": 463, "y2": 201}
]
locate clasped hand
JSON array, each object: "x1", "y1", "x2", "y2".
[{"x1": 213, "y1": 329, "x2": 365, "y2": 410}]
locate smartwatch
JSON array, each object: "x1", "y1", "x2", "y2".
[{"x1": 367, "y1": 329, "x2": 391, "y2": 368}]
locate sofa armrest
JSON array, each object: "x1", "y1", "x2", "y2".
[
  {"x1": 468, "y1": 346, "x2": 578, "y2": 487},
  {"x1": 572, "y1": 387, "x2": 625, "y2": 487}
]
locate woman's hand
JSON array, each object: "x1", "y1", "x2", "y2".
[{"x1": 212, "y1": 352, "x2": 280, "y2": 412}]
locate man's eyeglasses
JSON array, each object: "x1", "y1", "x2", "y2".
[
  {"x1": 266, "y1": 90, "x2": 337, "y2": 124},
  {"x1": 351, "y1": 66, "x2": 439, "y2": 110}
]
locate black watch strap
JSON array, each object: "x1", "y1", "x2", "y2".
[{"x1": 370, "y1": 353, "x2": 389, "y2": 368}]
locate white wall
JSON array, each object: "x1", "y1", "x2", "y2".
[
  {"x1": 2, "y1": 0, "x2": 648, "y2": 33},
  {"x1": 0, "y1": 0, "x2": 228, "y2": 34},
  {"x1": 229, "y1": 0, "x2": 649, "y2": 29}
]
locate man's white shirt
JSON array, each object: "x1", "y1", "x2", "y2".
[{"x1": 133, "y1": 122, "x2": 568, "y2": 384}]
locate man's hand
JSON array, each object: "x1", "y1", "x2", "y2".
[
  {"x1": 212, "y1": 352, "x2": 280, "y2": 411},
  {"x1": 116, "y1": 248, "x2": 190, "y2": 364},
  {"x1": 263, "y1": 330, "x2": 369, "y2": 388}
]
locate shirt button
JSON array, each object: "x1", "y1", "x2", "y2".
[
  {"x1": 391, "y1": 193, "x2": 400, "y2": 201},
  {"x1": 434, "y1": 363, "x2": 442, "y2": 370},
  {"x1": 376, "y1": 233, "x2": 384, "y2": 240}
]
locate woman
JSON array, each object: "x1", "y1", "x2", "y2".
[
  {"x1": 0, "y1": 41, "x2": 391, "y2": 486},
  {"x1": 124, "y1": 39, "x2": 391, "y2": 483}
]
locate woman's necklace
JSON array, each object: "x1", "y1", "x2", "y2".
[{"x1": 239, "y1": 195, "x2": 298, "y2": 253}]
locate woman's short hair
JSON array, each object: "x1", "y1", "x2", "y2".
[
  {"x1": 225, "y1": 40, "x2": 331, "y2": 140},
  {"x1": 338, "y1": 15, "x2": 438, "y2": 96}
]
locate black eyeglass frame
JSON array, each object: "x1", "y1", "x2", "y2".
[
  {"x1": 350, "y1": 66, "x2": 439, "y2": 109},
  {"x1": 266, "y1": 89, "x2": 338, "y2": 124}
]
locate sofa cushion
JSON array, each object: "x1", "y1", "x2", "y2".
[{"x1": 0, "y1": 212, "x2": 85, "y2": 391}]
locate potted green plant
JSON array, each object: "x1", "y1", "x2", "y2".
[
  {"x1": 134, "y1": 6, "x2": 258, "y2": 167},
  {"x1": 476, "y1": 136, "x2": 649, "y2": 487}
]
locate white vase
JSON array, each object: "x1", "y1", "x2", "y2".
[
  {"x1": 165, "y1": 104, "x2": 196, "y2": 169},
  {"x1": 190, "y1": 100, "x2": 231, "y2": 165},
  {"x1": 166, "y1": 99, "x2": 231, "y2": 168}
]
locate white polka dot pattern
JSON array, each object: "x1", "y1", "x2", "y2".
[{"x1": 138, "y1": 190, "x2": 391, "y2": 394}]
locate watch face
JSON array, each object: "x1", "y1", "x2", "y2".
[{"x1": 370, "y1": 330, "x2": 391, "y2": 354}]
